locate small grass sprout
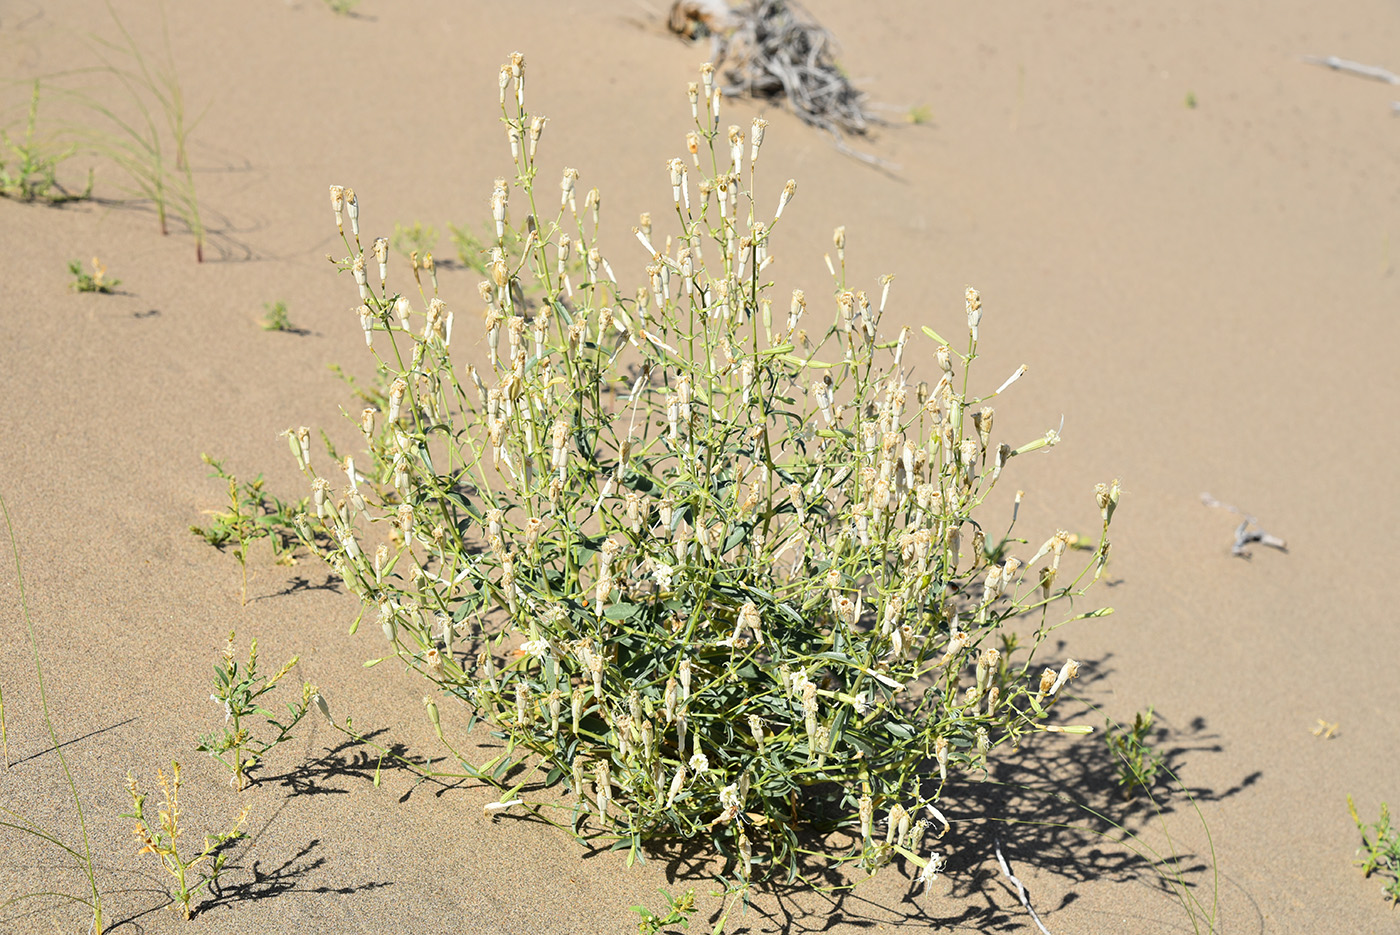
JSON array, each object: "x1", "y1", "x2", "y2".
[
  {"x1": 123, "y1": 761, "x2": 248, "y2": 919},
  {"x1": 190, "y1": 454, "x2": 308, "y2": 604},
  {"x1": 1348, "y1": 795, "x2": 1400, "y2": 904},
  {"x1": 195, "y1": 631, "x2": 311, "y2": 791},
  {"x1": 68, "y1": 257, "x2": 120, "y2": 293},
  {"x1": 286, "y1": 56, "x2": 1118, "y2": 889},
  {"x1": 1105, "y1": 706, "x2": 1164, "y2": 799},
  {"x1": 631, "y1": 886, "x2": 698, "y2": 933},
  {"x1": 323, "y1": 0, "x2": 361, "y2": 15},
  {"x1": 0, "y1": 80, "x2": 92, "y2": 203}
]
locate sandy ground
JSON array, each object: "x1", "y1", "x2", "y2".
[{"x1": 1, "y1": 0, "x2": 1398, "y2": 932}]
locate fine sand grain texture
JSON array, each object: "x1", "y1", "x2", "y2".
[{"x1": 2, "y1": 1, "x2": 1398, "y2": 932}]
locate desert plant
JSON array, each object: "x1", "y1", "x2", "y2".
[
  {"x1": 190, "y1": 454, "x2": 308, "y2": 604},
  {"x1": 1348, "y1": 795, "x2": 1400, "y2": 904},
  {"x1": 260, "y1": 299, "x2": 295, "y2": 332},
  {"x1": 1105, "y1": 706, "x2": 1164, "y2": 799},
  {"x1": 323, "y1": 0, "x2": 361, "y2": 14},
  {"x1": 123, "y1": 761, "x2": 247, "y2": 919},
  {"x1": 68, "y1": 257, "x2": 120, "y2": 293},
  {"x1": 631, "y1": 886, "x2": 697, "y2": 933},
  {"x1": 390, "y1": 220, "x2": 438, "y2": 259},
  {"x1": 195, "y1": 631, "x2": 311, "y2": 791},
  {"x1": 0, "y1": 491, "x2": 105, "y2": 933},
  {"x1": 285, "y1": 55, "x2": 1117, "y2": 890},
  {"x1": 0, "y1": 80, "x2": 92, "y2": 202}
]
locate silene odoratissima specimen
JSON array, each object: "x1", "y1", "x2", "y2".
[{"x1": 291, "y1": 55, "x2": 1118, "y2": 888}]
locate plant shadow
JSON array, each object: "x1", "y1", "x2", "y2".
[{"x1": 202, "y1": 837, "x2": 393, "y2": 912}]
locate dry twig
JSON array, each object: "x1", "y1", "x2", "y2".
[
  {"x1": 1302, "y1": 54, "x2": 1400, "y2": 85},
  {"x1": 1200, "y1": 492, "x2": 1287, "y2": 558},
  {"x1": 995, "y1": 839, "x2": 1054, "y2": 935}
]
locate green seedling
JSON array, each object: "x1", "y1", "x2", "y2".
[
  {"x1": 123, "y1": 762, "x2": 247, "y2": 920},
  {"x1": 1105, "y1": 707, "x2": 1164, "y2": 799},
  {"x1": 1348, "y1": 796, "x2": 1400, "y2": 904},
  {"x1": 260, "y1": 299, "x2": 295, "y2": 332},
  {"x1": 1, "y1": 80, "x2": 92, "y2": 203},
  {"x1": 904, "y1": 104, "x2": 933, "y2": 125},
  {"x1": 190, "y1": 454, "x2": 307, "y2": 604},
  {"x1": 195, "y1": 631, "x2": 310, "y2": 791},
  {"x1": 68, "y1": 257, "x2": 120, "y2": 293},
  {"x1": 324, "y1": 0, "x2": 361, "y2": 14},
  {"x1": 631, "y1": 887, "x2": 697, "y2": 934}
]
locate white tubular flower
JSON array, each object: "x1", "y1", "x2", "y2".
[
  {"x1": 1049, "y1": 658, "x2": 1080, "y2": 696},
  {"x1": 668, "y1": 157, "x2": 686, "y2": 206},
  {"x1": 571, "y1": 755, "x2": 588, "y2": 798},
  {"x1": 329, "y1": 184, "x2": 345, "y2": 232},
  {"x1": 667, "y1": 765, "x2": 687, "y2": 805},
  {"x1": 739, "y1": 601, "x2": 763, "y2": 645},
  {"x1": 913, "y1": 851, "x2": 945, "y2": 894},
  {"x1": 748, "y1": 713, "x2": 765, "y2": 750},
  {"x1": 344, "y1": 187, "x2": 359, "y2": 237},
  {"x1": 688, "y1": 750, "x2": 709, "y2": 774},
  {"x1": 775, "y1": 179, "x2": 796, "y2": 219},
  {"x1": 560, "y1": 167, "x2": 579, "y2": 211},
  {"x1": 750, "y1": 117, "x2": 767, "y2": 163},
  {"x1": 387, "y1": 377, "x2": 408, "y2": 423},
  {"x1": 965, "y1": 286, "x2": 981, "y2": 341},
  {"x1": 352, "y1": 253, "x2": 368, "y2": 301},
  {"x1": 483, "y1": 798, "x2": 524, "y2": 817},
  {"x1": 594, "y1": 761, "x2": 611, "y2": 820},
  {"x1": 492, "y1": 186, "x2": 508, "y2": 240}
]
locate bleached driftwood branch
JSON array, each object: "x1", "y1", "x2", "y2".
[{"x1": 1200, "y1": 493, "x2": 1288, "y2": 558}]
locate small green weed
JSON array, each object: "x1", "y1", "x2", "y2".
[
  {"x1": 189, "y1": 454, "x2": 307, "y2": 604},
  {"x1": 195, "y1": 631, "x2": 311, "y2": 791},
  {"x1": 1, "y1": 80, "x2": 92, "y2": 203},
  {"x1": 123, "y1": 762, "x2": 247, "y2": 920},
  {"x1": 1185, "y1": 91, "x2": 1198, "y2": 109},
  {"x1": 630, "y1": 887, "x2": 697, "y2": 934},
  {"x1": 259, "y1": 300, "x2": 295, "y2": 332},
  {"x1": 68, "y1": 257, "x2": 120, "y2": 293},
  {"x1": 323, "y1": 0, "x2": 361, "y2": 14},
  {"x1": 1348, "y1": 795, "x2": 1400, "y2": 904},
  {"x1": 1105, "y1": 707, "x2": 1164, "y2": 799},
  {"x1": 904, "y1": 104, "x2": 933, "y2": 125},
  {"x1": 390, "y1": 219, "x2": 438, "y2": 259}
]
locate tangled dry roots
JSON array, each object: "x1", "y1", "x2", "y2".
[
  {"x1": 718, "y1": 0, "x2": 879, "y2": 137},
  {"x1": 670, "y1": 0, "x2": 885, "y2": 163}
]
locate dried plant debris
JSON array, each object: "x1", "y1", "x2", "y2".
[
  {"x1": 668, "y1": 0, "x2": 736, "y2": 41},
  {"x1": 670, "y1": 0, "x2": 889, "y2": 167},
  {"x1": 1200, "y1": 492, "x2": 1287, "y2": 558},
  {"x1": 1302, "y1": 54, "x2": 1400, "y2": 85}
]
